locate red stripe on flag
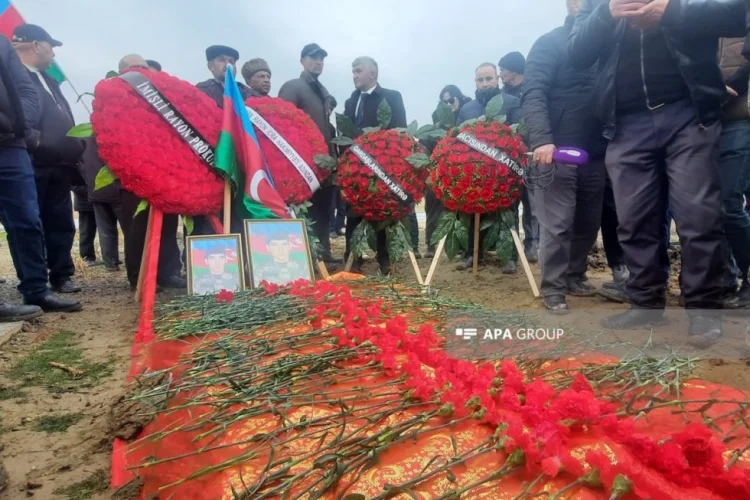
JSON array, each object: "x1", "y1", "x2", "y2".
[{"x1": 0, "y1": 5, "x2": 24, "y2": 39}]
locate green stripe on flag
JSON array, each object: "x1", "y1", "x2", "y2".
[
  {"x1": 214, "y1": 130, "x2": 278, "y2": 220},
  {"x1": 46, "y1": 62, "x2": 65, "y2": 83}
]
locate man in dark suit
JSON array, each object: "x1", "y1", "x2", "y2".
[
  {"x1": 13, "y1": 24, "x2": 84, "y2": 309},
  {"x1": 343, "y1": 56, "x2": 408, "y2": 275}
]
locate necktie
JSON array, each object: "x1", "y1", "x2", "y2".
[{"x1": 356, "y1": 93, "x2": 365, "y2": 127}]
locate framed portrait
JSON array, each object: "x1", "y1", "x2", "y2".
[
  {"x1": 186, "y1": 234, "x2": 246, "y2": 296},
  {"x1": 244, "y1": 219, "x2": 315, "y2": 288}
]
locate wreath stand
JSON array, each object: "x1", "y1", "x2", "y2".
[{"x1": 422, "y1": 215, "x2": 540, "y2": 298}]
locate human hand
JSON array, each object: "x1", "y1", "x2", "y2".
[
  {"x1": 628, "y1": 0, "x2": 671, "y2": 29},
  {"x1": 609, "y1": 0, "x2": 649, "y2": 19},
  {"x1": 533, "y1": 144, "x2": 556, "y2": 165},
  {"x1": 727, "y1": 86, "x2": 739, "y2": 97}
]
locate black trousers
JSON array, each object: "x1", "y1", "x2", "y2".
[
  {"x1": 606, "y1": 100, "x2": 724, "y2": 309},
  {"x1": 601, "y1": 175, "x2": 625, "y2": 269},
  {"x1": 425, "y1": 189, "x2": 444, "y2": 251},
  {"x1": 120, "y1": 190, "x2": 181, "y2": 287},
  {"x1": 78, "y1": 210, "x2": 97, "y2": 261},
  {"x1": 34, "y1": 166, "x2": 76, "y2": 286},
  {"x1": 92, "y1": 202, "x2": 123, "y2": 269},
  {"x1": 520, "y1": 185, "x2": 539, "y2": 253},
  {"x1": 309, "y1": 185, "x2": 335, "y2": 256},
  {"x1": 535, "y1": 159, "x2": 606, "y2": 297},
  {"x1": 329, "y1": 187, "x2": 347, "y2": 233}
]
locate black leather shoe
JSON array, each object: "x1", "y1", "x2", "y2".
[
  {"x1": 26, "y1": 293, "x2": 82, "y2": 313},
  {"x1": 413, "y1": 250, "x2": 423, "y2": 259},
  {"x1": 379, "y1": 263, "x2": 392, "y2": 275},
  {"x1": 598, "y1": 283, "x2": 629, "y2": 304},
  {"x1": 687, "y1": 314, "x2": 722, "y2": 348},
  {"x1": 424, "y1": 248, "x2": 435, "y2": 259},
  {"x1": 567, "y1": 280, "x2": 596, "y2": 297},
  {"x1": 502, "y1": 260, "x2": 518, "y2": 275},
  {"x1": 525, "y1": 248, "x2": 539, "y2": 264},
  {"x1": 456, "y1": 256, "x2": 484, "y2": 271},
  {"x1": 52, "y1": 279, "x2": 82, "y2": 294},
  {"x1": 0, "y1": 302, "x2": 43, "y2": 322},
  {"x1": 601, "y1": 308, "x2": 667, "y2": 329},
  {"x1": 612, "y1": 264, "x2": 629, "y2": 286},
  {"x1": 543, "y1": 295, "x2": 569, "y2": 315},
  {"x1": 158, "y1": 276, "x2": 187, "y2": 289}
]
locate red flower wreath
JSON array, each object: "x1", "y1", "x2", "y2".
[
  {"x1": 337, "y1": 129, "x2": 429, "y2": 221},
  {"x1": 430, "y1": 120, "x2": 527, "y2": 214},
  {"x1": 91, "y1": 68, "x2": 225, "y2": 215},
  {"x1": 245, "y1": 97, "x2": 330, "y2": 205}
]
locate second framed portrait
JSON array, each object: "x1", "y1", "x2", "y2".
[{"x1": 244, "y1": 219, "x2": 314, "y2": 288}]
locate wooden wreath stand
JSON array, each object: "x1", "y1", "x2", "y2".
[{"x1": 421, "y1": 213, "x2": 540, "y2": 298}]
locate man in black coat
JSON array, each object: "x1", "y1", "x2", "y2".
[
  {"x1": 523, "y1": 3, "x2": 608, "y2": 313},
  {"x1": 569, "y1": 0, "x2": 745, "y2": 344},
  {"x1": 0, "y1": 33, "x2": 79, "y2": 318},
  {"x1": 196, "y1": 45, "x2": 253, "y2": 108},
  {"x1": 279, "y1": 43, "x2": 341, "y2": 265},
  {"x1": 14, "y1": 24, "x2": 84, "y2": 300},
  {"x1": 455, "y1": 63, "x2": 523, "y2": 274},
  {"x1": 343, "y1": 56, "x2": 408, "y2": 274}
]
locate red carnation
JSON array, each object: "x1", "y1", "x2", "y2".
[{"x1": 216, "y1": 290, "x2": 235, "y2": 303}]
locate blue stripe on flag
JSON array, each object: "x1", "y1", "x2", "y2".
[{"x1": 0, "y1": 0, "x2": 12, "y2": 16}]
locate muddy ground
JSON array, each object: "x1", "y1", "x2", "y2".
[{"x1": 0, "y1": 224, "x2": 748, "y2": 499}]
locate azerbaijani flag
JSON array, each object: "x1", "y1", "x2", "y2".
[
  {"x1": 214, "y1": 67, "x2": 289, "y2": 219},
  {"x1": 0, "y1": 0, "x2": 65, "y2": 83}
]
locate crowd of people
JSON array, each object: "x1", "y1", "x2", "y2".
[{"x1": 0, "y1": 0, "x2": 748, "y2": 347}]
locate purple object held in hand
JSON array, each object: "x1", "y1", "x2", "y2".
[{"x1": 552, "y1": 147, "x2": 588, "y2": 167}]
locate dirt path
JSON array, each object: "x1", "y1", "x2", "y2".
[{"x1": 1, "y1": 227, "x2": 748, "y2": 499}]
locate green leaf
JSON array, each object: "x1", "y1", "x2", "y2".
[
  {"x1": 351, "y1": 220, "x2": 372, "y2": 258},
  {"x1": 313, "y1": 154, "x2": 337, "y2": 172},
  {"x1": 105, "y1": 70, "x2": 119, "y2": 79},
  {"x1": 512, "y1": 119, "x2": 528, "y2": 138},
  {"x1": 493, "y1": 114, "x2": 507, "y2": 125},
  {"x1": 496, "y1": 228, "x2": 514, "y2": 263},
  {"x1": 484, "y1": 94, "x2": 505, "y2": 120},
  {"x1": 376, "y1": 99, "x2": 393, "y2": 129},
  {"x1": 183, "y1": 215, "x2": 194, "y2": 235},
  {"x1": 335, "y1": 113, "x2": 359, "y2": 139},
  {"x1": 385, "y1": 222, "x2": 410, "y2": 263},
  {"x1": 484, "y1": 219, "x2": 502, "y2": 250},
  {"x1": 414, "y1": 124, "x2": 446, "y2": 142},
  {"x1": 405, "y1": 153, "x2": 432, "y2": 169},
  {"x1": 431, "y1": 211, "x2": 456, "y2": 246},
  {"x1": 362, "y1": 126, "x2": 381, "y2": 134},
  {"x1": 443, "y1": 223, "x2": 461, "y2": 260},
  {"x1": 94, "y1": 166, "x2": 117, "y2": 191},
  {"x1": 134, "y1": 200, "x2": 149, "y2": 218},
  {"x1": 406, "y1": 120, "x2": 419, "y2": 137},
  {"x1": 458, "y1": 118, "x2": 479, "y2": 127},
  {"x1": 67, "y1": 123, "x2": 93, "y2": 138},
  {"x1": 435, "y1": 102, "x2": 456, "y2": 129},
  {"x1": 331, "y1": 136, "x2": 355, "y2": 147}
]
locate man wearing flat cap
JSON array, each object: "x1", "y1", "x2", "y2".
[
  {"x1": 197, "y1": 45, "x2": 252, "y2": 108},
  {"x1": 13, "y1": 23, "x2": 86, "y2": 304},
  {"x1": 241, "y1": 58, "x2": 271, "y2": 97},
  {"x1": 146, "y1": 59, "x2": 162, "y2": 72},
  {"x1": 279, "y1": 43, "x2": 342, "y2": 266}
]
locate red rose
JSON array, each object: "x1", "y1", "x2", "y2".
[
  {"x1": 498, "y1": 183, "x2": 510, "y2": 194},
  {"x1": 486, "y1": 201, "x2": 500, "y2": 211},
  {"x1": 463, "y1": 163, "x2": 475, "y2": 176},
  {"x1": 441, "y1": 176, "x2": 452, "y2": 188},
  {"x1": 448, "y1": 166, "x2": 461, "y2": 177},
  {"x1": 467, "y1": 191, "x2": 479, "y2": 203},
  {"x1": 499, "y1": 197, "x2": 512, "y2": 208},
  {"x1": 480, "y1": 188, "x2": 493, "y2": 201},
  {"x1": 375, "y1": 140, "x2": 387, "y2": 149},
  {"x1": 450, "y1": 186, "x2": 464, "y2": 200},
  {"x1": 445, "y1": 199, "x2": 458, "y2": 211}
]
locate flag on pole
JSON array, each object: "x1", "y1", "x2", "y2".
[
  {"x1": 0, "y1": 0, "x2": 65, "y2": 83},
  {"x1": 214, "y1": 67, "x2": 289, "y2": 219}
]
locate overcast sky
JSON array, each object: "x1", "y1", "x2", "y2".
[{"x1": 15, "y1": 0, "x2": 567, "y2": 125}]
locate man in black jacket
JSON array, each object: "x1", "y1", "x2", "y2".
[
  {"x1": 197, "y1": 45, "x2": 253, "y2": 108},
  {"x1": 14, "y1": 24, "x2": 84, "y2": 297},
  {"x1": 569, "y1": 0, "x2": 745, "y2": 344},
  {"x1": 455, "y1": 63, "x2": 523, "y2": 274},
  {"x1": 343, "y1": 56, "x2": 408, "y2": 274},
  {"x1": 279, "y1": 43, "x2": 341, "y2": 265},
  {"x1": 523, "y1": 2, "x2": 607, "y2": 313},
  {"x1": 0, "y1": 33, "x2": 80, "y2": 317},
  {"x1": 499, "y1": 51, "x2": 540, "y2": 264}
]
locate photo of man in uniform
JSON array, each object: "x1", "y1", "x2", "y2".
[
  {"x1": 191, "y1": 240, "x2": 242, "y2": 295},
  {"x1": 247, "y1": 221, "x2": 314, "y2": 288}
]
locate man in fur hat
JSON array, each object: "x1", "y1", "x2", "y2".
[{"x1": 241, "y1": 58, "x2": 272, "y2": 97}]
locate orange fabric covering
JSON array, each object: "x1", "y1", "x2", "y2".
[{"x1": 114, "y1": 274, "x2": 750, "y2": 499}]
